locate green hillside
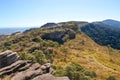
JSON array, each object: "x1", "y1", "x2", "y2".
[
  {"x1": 0, "y1": 21, "x2": 120, "y2": 80},
  {"x1": 81, "y1": 22, "x2": 120, "y2": 49}
]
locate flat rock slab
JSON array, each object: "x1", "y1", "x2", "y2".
[{"x1": 32, "y1": 74, "x2": 69, "y2": 80}]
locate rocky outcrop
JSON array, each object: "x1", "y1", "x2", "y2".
[
  {"x1": 0, "y1": 50, "x2": 19, "y2": 68},
  {"x1": 41, "y1": 30, "x2": 75, "y2": 44},
  {"x1": 0, "y1": 60, "x2": 32, "y2": 77},
  {"x1": 41, "y1": 23, "x2": 58, "y2": 28},
  {"x1": 0, "y1": 50, "x2": 69, "y2": 80},
  {"x1": 41, "y1": 31, "x2": 65, "y2": 43},
  {"x1": 11, "y1": 63, "x2": 42, "y2": 80}
]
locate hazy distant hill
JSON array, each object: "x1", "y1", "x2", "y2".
[
  {"x1": 102, "y1": 19, "x2": 120, "y2": 28},
  {"x1": 0, "y1": 27, "x2": 32, "y2": 35},
  {"x1": 81, "y1": 19, "x2": 120, "y2": 49}
]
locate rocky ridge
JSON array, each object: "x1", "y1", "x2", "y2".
[{"x1": 0, "y1": 50, "x2": 69, "y2": 80}]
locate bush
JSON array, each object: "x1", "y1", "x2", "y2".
[
  {"x1": 65, "y1": 62, "x2": 84, "y2": 80},
  {"x1": 32, "y1": 38, "x2": 41, "y2": 42},
  {"x1": 19, "y1": 52, "x2": 35, "y2": 62},
  {"x1": 32, "y1": 50, "x2": 47, "y2": 64},
  {"x1": 84, "y1": 71, "x2": 96, "y2": 78},
  {"x1": 4, "y1": 42, "x2": 11, "y2": 46},
  {"x1": 64, "y1": 62, "x2": 95, "y2": 80},
  {"x1": 107, "y1": 76, "x2": 116, "y2": 80},
  {"x1": 65, "y1": 62, "x2": 84, "y2": 73},
  {"x1": 46, "y1": 40, "x2": 60, "y2": 47},
  {"x1": 29, "y1": 46, "x2": 40, "y2": 53},
  {"x1": 54, "y1": 69, "x2": 66, "y2": 77},
  {"x1": 45, "y1": 53, "x2": 55, "y2": 63}
]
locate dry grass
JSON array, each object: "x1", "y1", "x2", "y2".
[{"x1": 59, "y1": 33, "x2": 120, "y2": 80}]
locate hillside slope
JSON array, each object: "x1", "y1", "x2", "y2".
[
  {"x1": 0, "y1": 21, "x2": 120, "y2": 80},
  {"x1": 102, "y1": 19, "x2": 120, "y2": 28},
  {"x1": 81, "y1": 22, "x2": 120, "y2": 49}
]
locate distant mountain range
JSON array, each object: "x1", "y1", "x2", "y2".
[
  {"x1": 1, "y1": 19, "x2": 120, "y2": 35},
  {"x1": 81, "y1": 19, "x2": 120, "y2": 49},
  {"x1": 0, "y1": 27, "x2": 33, "y2": 35}
]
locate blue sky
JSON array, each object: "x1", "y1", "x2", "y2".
[{"x1": 0, "y1": 0, "x2": 120, "y2": 27}]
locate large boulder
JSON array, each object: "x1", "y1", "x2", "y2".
[{"x1": 0, "y1": 50, "x2": 19, "y2": 68}]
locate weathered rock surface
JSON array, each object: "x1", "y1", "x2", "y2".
[
  {"x1": 0, "y1": 50, "x2": 19, "y2": 68},
  {"x1": 41, "y1": 30, "x2": 75, "y2": 44},
  {"x1": 41, "y1": 23, "x2": 58, "y2": 28},
  {"x1": 11, "y1": 63, "x2": 43, "y2": 80},
  {"x1": 0, "y1": 50, "x2": 69, "y2": 80},
  {"x1": 32, "y1": 74, "x2": 69, "y2": 80},
  {"x1": 0, "y1": 60, "x2": 32, "y2": 77}
]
